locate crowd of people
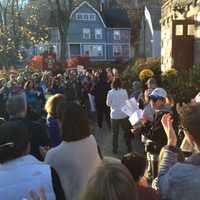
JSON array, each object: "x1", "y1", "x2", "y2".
[{"x1": 0, "y1": 65, "x2": 200, "y2": 200}]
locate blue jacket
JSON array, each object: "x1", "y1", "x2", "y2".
[
  {"x1": 49, "y1": 86, "x2": 64, "y2": 95},
  {"x1": 46, "y1": 115, "x2": 61, "y2": 147},
  {"x1": 158, "y1": 149, "x2": 200, "y2": 200},
  {"x1": 25, "y1": 90, "x2": 38, "y2": 108}
]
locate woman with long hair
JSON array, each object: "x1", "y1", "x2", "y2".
[{"x1": 106, "y1": 78, "x2": 132, "y2": 154}]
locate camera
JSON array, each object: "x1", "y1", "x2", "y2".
[
  {"x1": 145, "y1": 140, "x2": 161, "y2": 154},
  {"x1": 141, "y1": 110, "x2": 172, "y2": 154}
]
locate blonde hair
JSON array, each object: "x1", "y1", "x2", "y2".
[
  {"x1": 81, "y1": 162, "x2": 137, "y2": 200},
  {"x1": 45, "y1": 94, "x2": 65, "y2": 118}
]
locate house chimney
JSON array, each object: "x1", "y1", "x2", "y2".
[{"x1": 99, "y1": 0, "x2": 104, "y2": 12}]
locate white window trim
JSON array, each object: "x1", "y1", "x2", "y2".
[
  {"x1": 76, "y1": 13, "x2": 96, "y2": 21},
  {"x1": 70, "y1": 1, "x2": 106, "y2": 27},
  {"x1": 95, "y1": 45, "x2": 103, "y2": 56},
  {"x1": 76, "y1": 13, "x2": 82, "y2": 20},
  {"x1": 83, "y1": 28, "x2": 91, "y2": 40},
  {"x1": 95, "y1": 28, "x2": 103, "y2": 39},
  {"x1": 89, "y1": 14, "x2": 96, "y2": 21},
  {"x1": 113, "y1": 30, "x2": 121, "y2": 41},
  {"x1": 113, "y1": 45, "x2": 122, "y2": 57},
  {"x1": 83, "y1": 45, "x2": 103, "y2": 57},
  {"x1": 67, "y1": 43, "x2": 131, "y2": 60}
]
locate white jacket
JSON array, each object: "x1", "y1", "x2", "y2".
[
  {"x1": 106, "y1": 89, "x2": 128, "y2": 119},
  {"x1": 0, "y1": 155, "x2": 56, "y2": 200},
  {"x1": 45, "y1": 135, "x2": 101, "y2": 200}
]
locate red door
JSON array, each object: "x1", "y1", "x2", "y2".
[{"x1": 172, "y1": 20, "x2": 194, "y2": 70}]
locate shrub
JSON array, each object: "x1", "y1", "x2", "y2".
[
  {"x1": 122, "y1": 58, "x2": 200, "y2": 103},
  {"x1": 67, "y1": 57, "x2": 79, "y2": 68},
  {"x1": 123, "y1": 58, "x2": 161, "y2": 81},
  {"x1": 139, "y1": 69, "x2": 154, "y2": 81},
  {"x1": 78, "y1": 55, "x2": 91, "y2": 66},
  {"x1": 66, "y1": 55, "x2": 91, "y2": 68},
  {"x1": 162, "y1": 66, "x2": 200, "y2": 103}
]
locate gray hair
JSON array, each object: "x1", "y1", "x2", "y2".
[
  {"x1": 6, "y1": 93, "x2": 27, "y2": 117},
  {"x1": 81, "y1": 162, "x2": 137, "y2": 200}
]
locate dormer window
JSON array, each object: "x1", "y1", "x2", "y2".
[
  {"x1": 90, "y1": 14, "x2": 96, "y2": 21},
  {"x1": 76, "y1": 14, "x2": 83, "y2": 20},
  {"x1": 113, "y1": 30, "x2": 120, "y2": 40},
  {"x1": 83, "y1": 14, "x2": 88, "y2": 20},
  {"x1": 76, "y1": 13, "x2": 96, "y2": 21}
]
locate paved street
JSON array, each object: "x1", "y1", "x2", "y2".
[{"x1": 91, "y1": 121, "x2": 145, "y2": 159}]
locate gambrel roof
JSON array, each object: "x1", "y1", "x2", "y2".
[
  {"x1": 49, "y1": 1, "x2": 131, "y2": 29},
  {"x1": 70, "y1": 1, "x2": 131, "y2": 28}
]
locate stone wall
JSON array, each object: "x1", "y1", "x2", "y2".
[
  {"x1": 191, "y1": 7, "x2": 200, "y2": 64},
  {"x1": 161, "y1": 0, "x2": 200, "y2": 71},
  {"x1": 161, "y1": 20, "x2": 173, "y2": 71},
  {"x1": 161, "y1": 0, "x2": 173, "y2": 71}
]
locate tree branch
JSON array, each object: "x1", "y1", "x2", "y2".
[{"x1": 47, "y1": 0, "x2": 54, "y2": 11}]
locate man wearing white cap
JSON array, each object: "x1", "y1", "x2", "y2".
[
  {"x1": 140, "y1": 88, "x2": 173, "y2": 179},
  {"x1": 142, "y1": 88, "x2": 171, "y2": 123}
]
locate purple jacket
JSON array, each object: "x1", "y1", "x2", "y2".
[{"x1": 47, "y1": 115, "x2": 61, "y2": 147}]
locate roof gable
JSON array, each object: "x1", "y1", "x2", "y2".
[{"x1": 70, "y1": 1, "x2": 106, "y2": 27}]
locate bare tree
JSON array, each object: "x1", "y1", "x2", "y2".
[
  {"x1": 47, "y1": 0, "x2": 73, "y2": 62},
  {"x1": 0, "y1": 0, "x2": 12, "y2": 28}
]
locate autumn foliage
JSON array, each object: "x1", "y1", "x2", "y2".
[{"x1": 66, "y1": 55, "x2": 91, "y2": 68}]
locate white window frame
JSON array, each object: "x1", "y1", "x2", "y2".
[
  {"x1": 176, "y1": 25, "x2": 183, "y2": 36},
  {"x1": 95, "y1": 45, "x2": 103, "y2": 56},
  {"x1": 83, "y1": 45, "x2": 103, "y2": 57},
  {"x1": 76, "y1": 13, "x2": 96, "y2": 21},
  {"x1": 83, "y1": 14, "x2": 89, "y2": 20},
  {"x1": 89, "y1": 14, "x2": 96, "y2": 21},
  {"x1": 83, "y1": 28, "x2": 91, "y2": 40},
  {"x1": 113, "y1": 30, "x2": 121, "y2": 40},
  {"x1": 76, "y1": 13, "x2": 83, "y2": 20},
  {"x1": 95, "y1": 28, "x2": 103, "y2": 39},
  {"x1": 113, "y1": 45, "x2": 122, "y2": 57}
]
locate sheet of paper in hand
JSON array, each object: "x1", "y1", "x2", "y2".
[
  {"x1": 129, "y1": 109, "x2": 143, "y2": 126},
  {"x1": 121, "y1": 104, "x2": 134, "y2": 117},
  {"x1": 126, "y1": 97, "x2": 139, "y2": 111},
  {"x1": 195, "y1": 92, "x2": 200, "y2": 103},
  {"x1": 121, "y1": 97, "x2": 139, "y2": 117}
]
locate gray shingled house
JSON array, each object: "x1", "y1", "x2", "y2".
[{"x1": 49, "y1": 1, "x2": 132, "y2": 62}]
